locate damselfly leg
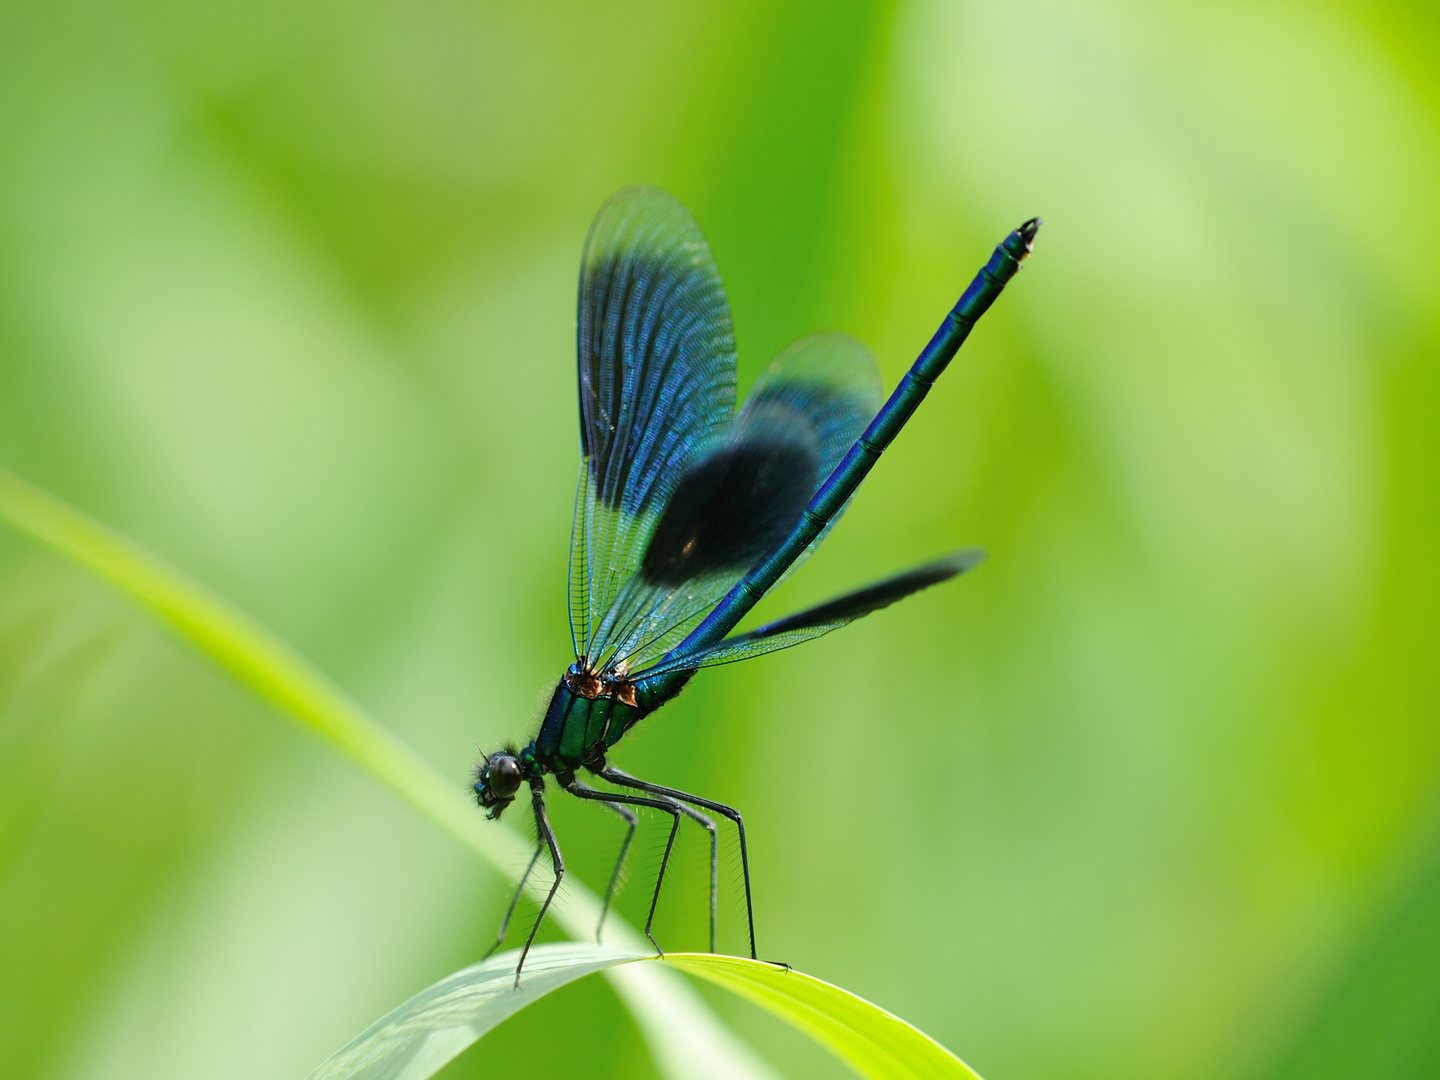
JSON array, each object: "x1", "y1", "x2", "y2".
[
  {"x1": 673, "y1": 800, "x2": 719, "y2": 955},
  {"x1": 483, "y1": 843, "x2": 543, "y2": 960},
  {"x1": 594, "y1": 794, "x2": 718, "y2": 953},
  {"x1": 515, "y1": 785, "x2": 563, "y2": 988},
  {"x1": 599, "y1": 764, "x2": 755, "y2": 960},
  {"x1": 595, "y1": 800, "x2": 637, "y2": 943},
  {"x1": 563, "y1": 778, "x2": 681, "y2": 954}
]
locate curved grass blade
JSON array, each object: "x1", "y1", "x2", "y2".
[
  {"x1": 307, "y1": 945, "x2": 982, "y2": 1080},
  {"x1": 0, "y1": 465, "x2": 775, "y2": 1080},
  {"x1": 663, "y1": 954, "x2": 981, "y2": 1080},
  {"x1": 307, "y1": 944, "x2": 648, "y2": 1080}
]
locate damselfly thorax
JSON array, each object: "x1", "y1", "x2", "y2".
[{"x1": 564, "y1": 665, "x2": 638, "y2": 707}]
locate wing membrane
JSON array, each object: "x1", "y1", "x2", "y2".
[
  {"x1": 584, "y1": 334, "x2": 886, "y2": 676},
  {"x1": 633, "y1": 549, "x2": 984, "y2": 678},
  {"x1": 571, "y1": 187, "x2": 737, "y2": 658},
  {"x1": 588, "y1": 401, "x2": 820, "y2": 671},
  {"x1": 741, "y1": 333, "x2": 883, "y2": 583},
  {"x1": 568, "y1": 191, "x2": 890, "y2": 675},
  {"x1": 743, "y1": 333, "x2": 882, "y2": 485}
]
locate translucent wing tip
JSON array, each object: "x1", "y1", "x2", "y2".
[
  {"x1": 585, "y1": 186, "x2": 705, "y2": 260},
  {"x1": 755, "y1": 332, "x2": 882, "y2": 396},
  {"x1": 603, "y1": 183, "x2": 680, "y2": 206},
  {"x1": 594, "y1": 185, "x2": 681, "y2": 223}
]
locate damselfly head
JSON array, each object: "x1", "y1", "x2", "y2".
[{"x1": 474, "y1": 748, "x2": 523, "y2": 819}]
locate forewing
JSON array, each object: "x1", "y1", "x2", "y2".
[
  {"x1": 633, "y1": 550, "x2": 984, "y2": 678},
  {"x1": 571, "y1": 187, "x2": 737, "y2": 658}
]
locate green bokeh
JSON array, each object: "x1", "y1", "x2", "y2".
[{"x1": 1, "y1": 1, "x2": 1437, "y2": 1078}]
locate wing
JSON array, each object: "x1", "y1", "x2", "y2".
[
  {"x1": 571, "y1": 187, "x2": 737, "y2": 659},
  {"x1": 586, "y1": 401, "x2": 820, "y2": 673},
  {"x1": 587, "y1": 335, "x2": 885, "y2": 676},
  {"x1": 632, "y1": 549, "x2": 984, "y2": 679},
  {"x1": 741, "y1": 333, "x2": 882, "y2": 582}
]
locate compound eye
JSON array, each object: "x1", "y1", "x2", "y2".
[{"x1": 486, "y1": 755, "x2": 523, "y2": 799}]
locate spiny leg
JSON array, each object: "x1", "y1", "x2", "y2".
[
  {"x1": 670, "y1": 800, "x2": 718, "y2": 954},
  {"x1": 515, "y1": 784, "x2": 563, "y2": 989},
  {"x1": 484, "y1": 843, "x2": 543, "y2": 960},
  {"x1": 563, "y1": 777, "x2": 680, "y2": 954},
  {"x1": 600, "y1": 764, "x2": 756, "y2": 960},
  {"x1": 595, "y1": 800, "x2": 637, "y2": 944},
  {"x1": 595, "y1": 790, "x2": 716, "y2": 952}
]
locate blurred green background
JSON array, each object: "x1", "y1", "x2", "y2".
[{"x1": 2, "y1": 0, "x2": 1438, "y2": 1077}]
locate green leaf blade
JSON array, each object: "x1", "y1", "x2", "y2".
[
  {"x1": 661, "y1": 954, "x2": 981, "y2": 1080},
  {"x1": 307, "y1": 946, "x2": 980, "y2": 1080},
  {"x1": 307, "y1": 945, "x2": 648, "y2": 1080}
]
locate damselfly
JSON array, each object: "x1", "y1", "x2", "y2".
[{"x1": 475, "y1": 187, "x2": 1038, "y2": 983}]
